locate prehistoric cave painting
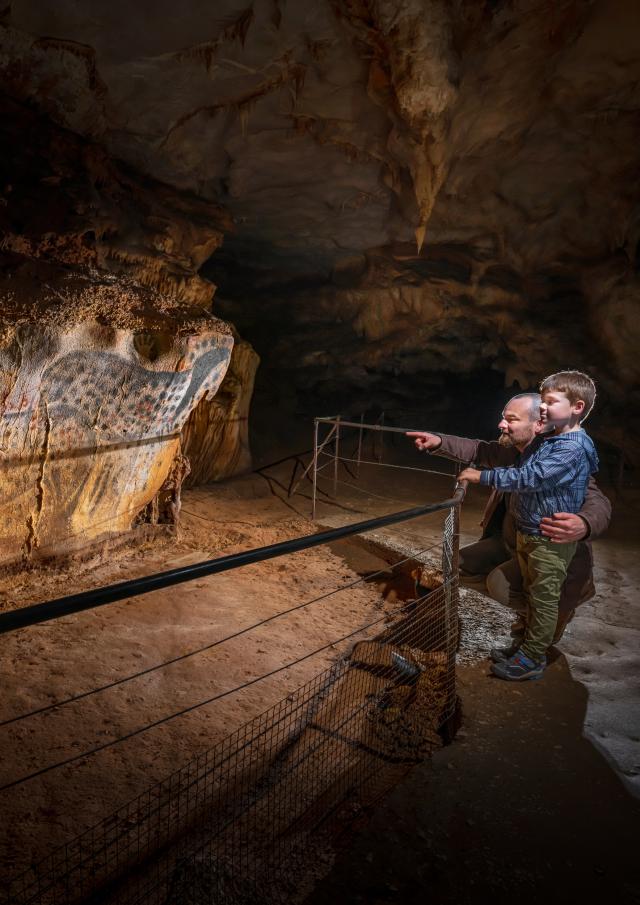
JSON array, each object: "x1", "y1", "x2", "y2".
[
  {"x1": 0, "y1": 329, "x2": 233, "y2": 563},
  {"x1": 1, "y1": 338, "x2": 230, "y2": 450}
]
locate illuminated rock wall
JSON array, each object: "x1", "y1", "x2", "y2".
[
  {"x1": 0, "y1": 322, "x2": 233, "y2": 567},
  {"x1": 182, "y1": 333, "x2": 259, "y2": 485},
  {"x1": 0, "y1": 95, "x2": 247, "y2": 568}
]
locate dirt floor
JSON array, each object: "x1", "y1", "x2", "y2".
[
  {"x1": 0, "y1": 476, "x2": 404, "y2": 882},
  {"x1": 306, "y1": 657, "x2": 640, "y2": 905},
  {"x1": 1, "y1": 439, "x2": 639, "y2": 902}
]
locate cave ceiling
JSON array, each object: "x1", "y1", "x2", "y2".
[{"x1": 1, "y1": 0, "x2": 639, "y2": 456}]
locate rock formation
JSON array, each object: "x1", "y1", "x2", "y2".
[
  {"x1": 0, "y1": 96, "x2": 240, "y2": 566},
  {"x1": 1, "y1": 0, "x2": 639, "y2": 565},
  {"x1": 0, "y1": 322, "x2": 232, "y2": 566},
  {"x1": 182, "y1": 331, "x2": 259, "y2": 486}
]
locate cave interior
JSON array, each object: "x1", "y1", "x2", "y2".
[{"x1": 1, "y1": 0, "x2": 639, "y2": 900}]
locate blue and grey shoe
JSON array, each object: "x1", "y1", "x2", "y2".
[
  {"x1": 489, "y1": 643, "x2": 521, "y2": 663},
  {"x1": 491, "y1": 651, "x2": 546, "y2": 681}
]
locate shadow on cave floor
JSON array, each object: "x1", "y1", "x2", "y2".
[{"x1": 304, "y1": 655, "x2": 640, "y2": 905}]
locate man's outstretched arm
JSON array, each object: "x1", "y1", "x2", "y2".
[{"x1": 406, "y1": 431, "x2": 518, "y2": 468}]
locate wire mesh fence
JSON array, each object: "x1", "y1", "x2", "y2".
[{"x1": 3, "y1": 425, "x2": 463, "y2": 905}]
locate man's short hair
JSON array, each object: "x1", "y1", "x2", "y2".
[
  {"x1": 508, "y1": 392, "x2": 541, "y2": 420},
  {"x1": 539, "y1": 370, "x2": 596, "y2": 421}
]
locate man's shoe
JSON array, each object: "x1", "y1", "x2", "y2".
[
  {"x1": 491, "y1": 651, "x2": 546, "y2": 681},
  {"x1": 489, "y1": 643, "x2": 520, "y2": 663}
]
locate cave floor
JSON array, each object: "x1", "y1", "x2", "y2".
[
  {"x1": 0, "y1": 475, "x2": 398, "y2": 881},
  {"x1": 1, "y1": 452, "x2": 639, "y2": 902},
  {"x1": 305, "y1": 657, "x2": 640, "y2": 905}
]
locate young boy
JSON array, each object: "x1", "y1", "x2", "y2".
[{"x1": 458, "y1": 371, "x2": 599, "y2": 680}]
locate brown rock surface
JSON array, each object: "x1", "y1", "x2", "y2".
[
  {"x1": 181, "y1": 331, "x2": 259, "y2": 484},
  {"x1": 1, "y1": 0, "x2": 639, "y2": 548},
  {"x1": 0, "y1": 97, "x2": 247, "y2": 564},
  {"x1": 0, "y1": 321, "x2": 233, "y2": 566}
]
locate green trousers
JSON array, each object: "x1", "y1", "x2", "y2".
[{"x1": 516, "y1": 533, "x2": 577, "y2": 662}]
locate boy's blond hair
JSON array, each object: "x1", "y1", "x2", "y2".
[{"x1": 539, "y1": 370, "x2": 596, "y2": 421}]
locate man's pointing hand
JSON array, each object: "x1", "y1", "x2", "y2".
[{"x1": 406, "y1": 431, "x2": 442, "y2": 452}]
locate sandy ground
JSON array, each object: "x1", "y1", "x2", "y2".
[
  {"x1": 1, "y1": 445, "x2": 638, "y2": 901},
  {"x1": 0, "y1": 476, "x2": 401, "y2": 882}
]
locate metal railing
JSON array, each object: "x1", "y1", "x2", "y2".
[{"x1": 0, "y1": 495, "x2": 460, "y2": 637}]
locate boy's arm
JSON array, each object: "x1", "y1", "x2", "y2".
[{"x1": 479, "y1": 441, "x2": 583, "y2": 493}]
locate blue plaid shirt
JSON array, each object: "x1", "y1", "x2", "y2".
[{"x1": 479, "y1": 430, "x2": 599, "y2": 536}]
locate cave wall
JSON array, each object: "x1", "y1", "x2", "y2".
[
  {"x1": 0, "y1": 322, "x2": 232, "y2": 566},
  {"x1": 181, "y1": 331, "x2": 259, "y2": 485},
  {"x1": 1, "y1": 0, "x2": 639, "y2": 480},
  {"x1": 0, "y1": 96, "x2": 248, "y2": 567}
]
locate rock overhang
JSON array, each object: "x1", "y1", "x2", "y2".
[{"x1": 0, "y1": 0, "x2": 639, "y2": 466}]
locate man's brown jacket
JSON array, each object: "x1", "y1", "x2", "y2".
[{"x1": 435, "y1": 433, "x2": 612, "y2": 610}]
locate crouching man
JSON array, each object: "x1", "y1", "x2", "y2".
[{"x1": 407, "y1": 393, "x2": 611, "y2": 651}]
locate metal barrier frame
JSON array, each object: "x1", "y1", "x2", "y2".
[{"x1": 307, "y1": 415, "x2": 456, "y2": 518}]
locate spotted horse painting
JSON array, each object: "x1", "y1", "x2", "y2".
[{"x1": 0, "y1": 322, "x2": 234, "y2": 567}]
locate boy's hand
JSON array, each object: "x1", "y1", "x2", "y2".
[
  {"x1": 458, "y1": 467, "x2": 482, "y2": 484},
  {"x1": 406, "y1": 431, "x2": 442, "y2": 452}
]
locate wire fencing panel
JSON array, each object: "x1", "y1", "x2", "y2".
[
  {"x1": 306, "y1": 417, "x2": 459, "y2": 516},
  {"x1": 5, "y1": 510, "x2": 459, "y2": 905}
]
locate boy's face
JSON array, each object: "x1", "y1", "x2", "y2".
[{"x1": 540, "y1": 390, "x2": 584, "y2": 429}]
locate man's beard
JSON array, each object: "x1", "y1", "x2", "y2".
[{"x1": 498, "y1": 433, "x2": 515, "y2": 447}]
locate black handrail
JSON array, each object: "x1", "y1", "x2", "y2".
[{"x1": 0, "y1": 486, "x2": 466, "y2": 636}]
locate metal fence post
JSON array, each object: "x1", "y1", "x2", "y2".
[
  {"x1": 356, "y1": 413, "x2": 364, "y2": 478},
  {"x1": 442, "y1": 500, "x2": 460, "y2": 719},
  {"x1": 312, "y1": 419, "x2": 319, "y2": 520},
  {"x1": 333, "y1": 415, "x2": 341, "y2": 496}
]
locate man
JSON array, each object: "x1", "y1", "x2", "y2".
[{"x1": 407, "y1": 393, "x2": 611, "y2": 650}]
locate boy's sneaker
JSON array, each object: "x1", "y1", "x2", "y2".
[
  {"x1": 491, "y1": 651, "x2": 546, "y2": 681},
  {"x1": 489, "y1": 642, "x2": 520, "y2": 663}
]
